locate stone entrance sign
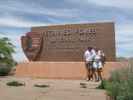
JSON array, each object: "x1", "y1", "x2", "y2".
[{"x1": 21, "y1": 22, "x2": 116, "y2": 61}]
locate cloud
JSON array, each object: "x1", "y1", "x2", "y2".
[
  {"x1": 0, "y1": 0, "x2": 79, "y2": 18},
  {"x1": 88, "y1": 0, "x2": 133, "y2": 9},
  {"x1": 0, "y1": 16, "x2": 48, "y2": 28},
  {"x1": 115, "y1": 22, "x2": 133, "y2": 57},
  {"x1": 68, "y1": 0, "x2": 133, "y2": 10},
  {"x1": 116, "y1": 22, "x2": 133, "y2": 34},
  {"x1": 0, "y1": 0, "x2": 80, "y2": 28},
  {"x1": 0, "y1": 0, "x2": 133, "y2": 61}
]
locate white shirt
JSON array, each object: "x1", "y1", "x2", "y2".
[
  {"x1": 91, "y1": 49, "x2": 96, "y2": 58},
  {"x1": 93, "y1": 54, "x2": 103, "y2": 69},
  {"x1": 84, "y1": 50, "x2": 93, "y2": 62}
]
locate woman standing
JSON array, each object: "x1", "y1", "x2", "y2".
[{"x1": 92, "y1": 49, "x2": 104, "y2": 81}]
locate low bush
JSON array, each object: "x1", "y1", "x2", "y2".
[
  {"x1": 98, "y1": 60, "x2": 133, "y2": 100},
  {"x1": 0, "y1": 66, "x2": 11, "y2": 76},
  {"x1": 0, "y1": 37, "x2": 16, "y2": 76},
  {"x1": 96, "y1": 80, "x2": 107, "y2": 89},
  {"x1": 34, "y1": 84, "x2": 49, "y2": 88},
  {"x1": 6, "y1": 81, "x2": 25, "y2": 87}
]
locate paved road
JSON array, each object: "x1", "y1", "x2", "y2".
[{"x1": 0, "y1": 77, "x2": 106, "y2": 100}]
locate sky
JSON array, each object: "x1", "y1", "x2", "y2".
[{"x1": 0, "y1": 0, "x2": 133, "y2": 62}]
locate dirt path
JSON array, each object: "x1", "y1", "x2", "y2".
[{"x1": 0, "y1": 77, "x2": 106, "y2": 100}]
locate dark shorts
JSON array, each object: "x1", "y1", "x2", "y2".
[{"x1": 85, "y1": 61, "x2": 93, "y2": 70}]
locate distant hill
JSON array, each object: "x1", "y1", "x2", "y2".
[{"x1": 116, "y1": 57, "x2": 133, "y2": 62}]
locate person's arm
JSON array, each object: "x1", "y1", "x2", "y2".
[{"x1": 83, "y1": 52, "x2": 87, "y2": 61}]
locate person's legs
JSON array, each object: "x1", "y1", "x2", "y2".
[
  {"x1": 88, "y1": 62, "x2": 93, "y2": 81},
  {"x1": 92, "y1": 68, "x2": 97, "y2": 81},
  {"x1": 97, "y1": 68, "x2": 103, "y2": 81},
  {"x1": 90, "y1": 68, "x2": 93, "y2": 80},
  {"x1": 85, "y1": 63, "x2": 90, "y2": 81},
  {"x1": 88, "y1": 67, "x2": 91, "y2": 80},
  {"x1": 92, "y1": 62, "x2": 99, "y2": 81}
]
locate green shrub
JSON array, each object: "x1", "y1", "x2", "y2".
[
  {"x1": 0, "y1": 62, "x2": 16, "y2": 76},
  {"x1": 6, "y1": 81, "x2": 25, "y2": 87},
  {"x1": 0, "y1": 37, "x2": 16, "y2": 76},
  {"x1": 96, "y1": 80, "x2": 108, "y2": 89},
  {"x1": 98, "y1": 61, "x2": 133, "y2": 100},
  {"x1": 34, "y1": 84, "x2": 49, "y2": 88},
  {"x1": 0, "y1": 66, "x2": 11, "y2": 76}
]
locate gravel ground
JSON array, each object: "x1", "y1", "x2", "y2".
[{"x1": 0, "y1": 76, "x2": 106, "y2": 100}]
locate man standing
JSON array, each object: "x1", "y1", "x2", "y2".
[{"x1": 84, "y1": 47, "x2": 94, "y2": 81}]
